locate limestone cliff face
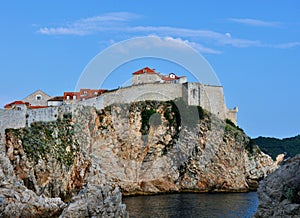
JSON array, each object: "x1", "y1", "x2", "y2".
[
  {"x1": 82, "y1": 100, "x2": 278, "y2": 194},
  {"x1": 1, "y1": 100, "x2": 279, "y2": 216}
]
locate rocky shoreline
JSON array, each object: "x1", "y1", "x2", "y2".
[
  {"x1": 0, "y1": 102, "x2": 281, "y2": 217},
  {"x1": 254, "y1": 154, "x2": 300, "y2": 217}
]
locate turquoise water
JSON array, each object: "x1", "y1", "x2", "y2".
[{"x1": 124, "y1": 192, "x2": 258, "y2": 218}]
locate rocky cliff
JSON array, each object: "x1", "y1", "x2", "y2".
[
  {"x1": 1, "y1": 111, "x2": 128, "y2": 217},
  {"x1": 254, "y1": 154, "x2": 300, "y2": 217},
  {"x1": 79, "y1": 99, "x2": 279, "y2": 194},
  {"x1": 1, "y1": 99, "x2": 280, "y2": 216}
]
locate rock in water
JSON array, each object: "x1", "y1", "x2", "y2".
[
  {"x1": 254, "y1": 155, "x2": 300, "y2": 217},
  {"x1": 59, "y1": 185, "x2": 128, "y2": 218}
]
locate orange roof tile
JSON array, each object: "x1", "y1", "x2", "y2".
[
  {"x1": 161, "y1": 73, "x2": 183, "y2": 81},
  {"x1": 132, "y1": 67, "x2": 157, "y2": 75},
  {"x1": 48, "y1": 96, "x2": 64, "y2": 101},
  {"x1": 4, "y1": 101, "x2": 30, "y2": 108},
  {"x1": 29, "y1": 106, "x2": 48, "y2": 109}
]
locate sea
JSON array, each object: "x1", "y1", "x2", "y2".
[{"x1": 123, "y1": 192, "x2": 258, "y2": 218}]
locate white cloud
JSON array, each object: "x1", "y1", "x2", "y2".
[
  {"x1": 37, "y1": 13, "x2": 298, "y2": 51},
  {"x1": 38, "y1": 27, "x2": 88, "y2": 35},
  {"x1": 225, "y1": 33, "x2": 231, "y2": 38},
  {"x1": 267, "y1": 42, "x2": 300, "y2": 49},
  {"x1": 228, "y1": 18, "x2": 281, "y2": 27},
  {"x1": 37, "y1": 12, "x2": 139, "y2": 35},
  {"x1": 160, "y1": 36, "x2": 221, "y2": 54},
  {"x1": 37, "y1": 14, "x2": 260, "y2": 48}
]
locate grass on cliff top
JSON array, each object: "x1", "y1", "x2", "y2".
[
  {"x1": 224, "y1": 118, "x2": 260, "y2": 155},
  {"x1": 6, "y1": 113, "x2": 79, "y2": 167}
]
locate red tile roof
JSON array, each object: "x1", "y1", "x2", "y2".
[
  {"x1": 29, "y1": 106, "x2": 48, "y2": 109},
  {"x1": 161, "y1": 76, "x2": 176, "y2": 81},
  {"x1": 4, "y1": 101, "x2": 30, "y2": 108},
  {"x1": 132, "y1": 67, "x2": 157, "y2": 75},
  {"x1": 161, "y1": 73, "x2": 182, "y2": 81},
  {"x1": 63, "y1": 89, "x2": 108, "y2": 100},
  {"x1": 48, "y1": 96, "x2": 64, "y2": 101}
]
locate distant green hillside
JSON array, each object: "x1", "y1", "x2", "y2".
[{"x1": 252, "y1": 135, "x2": 300, "y2": 160}]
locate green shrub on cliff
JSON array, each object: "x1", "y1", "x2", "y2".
[
  {"x1": 6, "y1": 113, "x2": 79, "y2": 167},
  {"x1": 138, "y1": 98, "x2": 206, "y2": 135},
  {"x1": 285, "y1": 187, "x2": 297, "y2": 203},
  {"x1": 141, "y1": 108, "x2": 156, "y2": 135},
  {"x1": 225, "y1": 118, "x2": 244, "y2": 132}
]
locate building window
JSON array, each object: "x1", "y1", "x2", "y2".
[
  {"x1": 83, "y1": 91, "x2": 87, "y2": 95},
  {"x1": 73, "y1": 96, "x2": 76, "y2": 100},
  {"x1": 16, "y1": 107, "x2": 22, "y2": 111},
  {"x1": 66, "y1": 95, "x2": 70, "y2": 100},
  {"x1": 94, "y1": 91, "x2": 98, "y2": 95},
  {"x1": 192, "y1": 89, "x2": 196, "y2": 98},
  {"x1": 36, "y1": 95, "x2": 42, "y2": 100},
  {"x1": 148, "y1": 75, "x2": 152, "y2": 80},
  {"x1": 137, "y1": 75, "x2": 140, "y2": 80},
  {"x1": 169, "y1": 73, "x2": 176, "y2": 79}
]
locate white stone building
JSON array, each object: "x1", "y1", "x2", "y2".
[
  {"x1": 22, "y1": 90, "x2": 52, "y2": 107},
  {"x1": 132, "y1": 67, "x2": 187, "y2": 85}
]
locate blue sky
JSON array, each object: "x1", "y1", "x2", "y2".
[{"x1": 0, "y1": 0, "x2": 299, "y2": 138}]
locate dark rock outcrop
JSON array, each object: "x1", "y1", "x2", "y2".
[{"x1": 254, "y1": 155, "x2": 300, "y2": 217}]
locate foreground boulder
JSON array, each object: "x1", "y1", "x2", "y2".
[
  {"x1": 254, "y1": 154, "x2": 300, "y2": 217},
  {"x1": 60, "y1": 185, "x2": 128, "y2": 218},
  {"x1": 0, "y1": 153, "x2": 65, "y2": 217},
  {"x1": 0, "y1": 152, "x2": 128, "y2": 218}
]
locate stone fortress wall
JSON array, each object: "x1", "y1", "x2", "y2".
[
  {"x1": 0, "y1": 82, "x2": 237, "y2": 143},
  {"x1": 0, "y1": 106, "x2": 74, "y2": 144},
  {"x1": 78, "y1": 83, "x2": 183, "y2": 109},
  {"x1": 79, "y1": 82, "x2": 237, "y2": 123}
]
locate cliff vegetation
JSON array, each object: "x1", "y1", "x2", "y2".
[{"x1": 253, "y1": 135, "x2": 300, "y2": 160}]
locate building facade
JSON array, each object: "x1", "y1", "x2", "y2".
[
  {"x1": 64, "y1": 89, "x2": 107, "y2": 103},
  {"x1": 47, "y1": 96, "x2": 64, "y2": 107},
  {"x1": 22, "y1": 90, "x2": 52, "y2": 107},
  {"x1": 132, "y1": 67, "x2": 187, "y2": 85}
]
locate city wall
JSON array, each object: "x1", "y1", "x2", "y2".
[
  {"x1": 0, "y1": 82, "x2": 237, "y2": 143},
  {"x1": 0, "y1": 107, "x2": 71, "y2": 144},
  {"x1": 78, "y1": 83, "x2": 183, "y2": 109}
]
